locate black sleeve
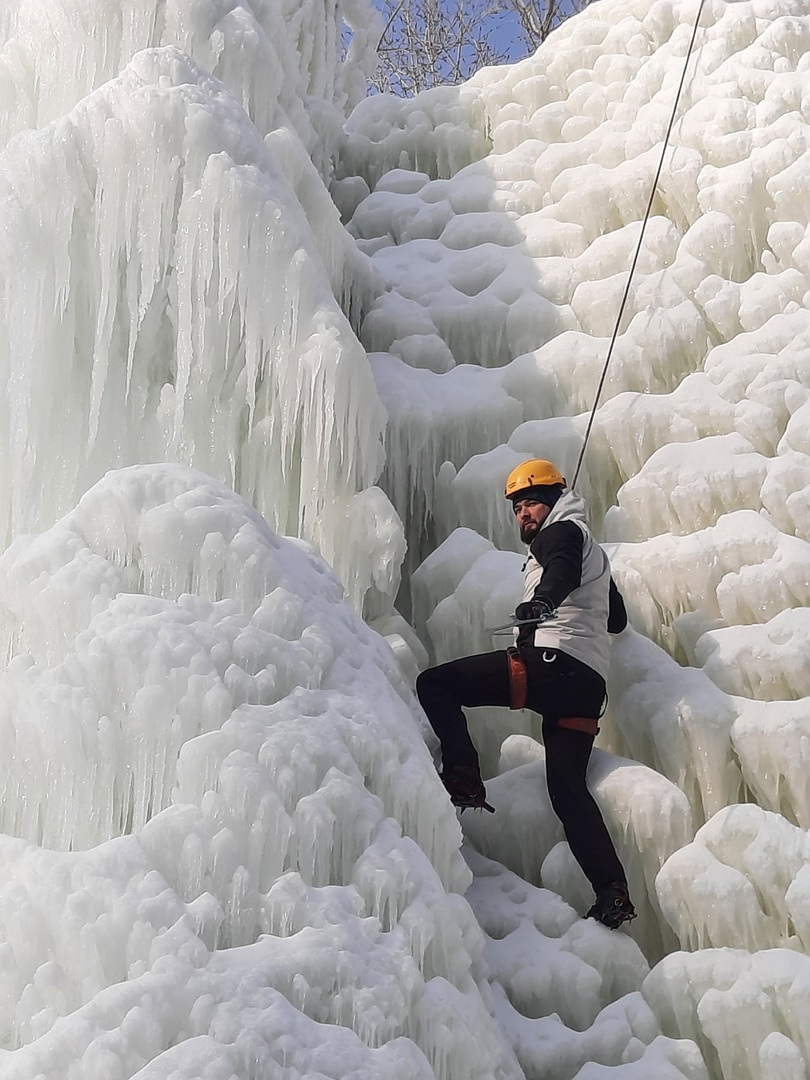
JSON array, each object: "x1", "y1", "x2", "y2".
[
  {"x1": 528, "y1": 521, "x2": 584, "y2": 608},
  {"x1": 608, "y1": 577, "x2": 628, "y2": 634}
]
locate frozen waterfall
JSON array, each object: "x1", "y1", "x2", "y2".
[{"x1": 0, "y1": 0, "x2": 809, "y2": 1077}]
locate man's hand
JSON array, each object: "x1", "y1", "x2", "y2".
[{"x1": 515, "y1": 598, "x2": 556, "y2": 624}]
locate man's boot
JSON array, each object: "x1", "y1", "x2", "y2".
[
  {"x1": 587, "y1": 881, "x2": 636, "y2": 929},
  {"x1": 440, "y1": 765, "x2": 495, "y2": 813}
]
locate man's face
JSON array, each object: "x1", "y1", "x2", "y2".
[{"x1": 512, "y1": 496, "x2": 551, "y2": 544}]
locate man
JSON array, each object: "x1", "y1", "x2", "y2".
[{"x1": 416, "y1": 458, "x2": 635, "y2": 929}]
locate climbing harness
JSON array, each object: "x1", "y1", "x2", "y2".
[
  {"x1": 505, "y1": 647, "x2": 600, "y2": 733},
  {"x1": 506, "y1": 646, "x2": 528, "y2": 708},
  {"x1": 571, "y1": 0, "x2": 708, "y2": 491},
  {"x1": 557, "y1": 715, "x2": 600, "y2": 736}
]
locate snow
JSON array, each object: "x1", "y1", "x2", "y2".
[{"x1": 0, "y1": 0, "x2": 809, "y2": 1075}]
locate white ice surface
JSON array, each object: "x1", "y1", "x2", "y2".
[
  {"x1": 0, "y1": 465, "x2": 524, "y2": 1079},
  {"x1": 0, "y1": 45, "x2": 399, "y2": 614},
  {"x1": 656, "y1": 803, "x2": 810, "y2": 953},
  {"x1": 346, "y1": 0, "x2": 810, "y2": 1073},
  {"x1": 731, "y1": 697, "x2": 810, "y2": 830},
  {"x1": 462, "y1": 846, "x2": 708, "y2": 1080},
  {"x1": 459, "y1": 734, "x2": 692, "y2": 963},
  {"x1": 2, "y1": 0, "x2": 810, "y2": 1075},
  {"x1": 0, "y1": 0, "x2": 379, "y2": 168},
  {"x1": 643, "y1": 948, "x2": 810, "y2": 1080}
]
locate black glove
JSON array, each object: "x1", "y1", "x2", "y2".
[{"x1": 515, "y1": 598, "x2": 556, "y2": 624}]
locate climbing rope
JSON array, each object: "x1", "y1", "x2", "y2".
[{"x1": 571, "y1": 0, "x2": 708, "y2": 491}]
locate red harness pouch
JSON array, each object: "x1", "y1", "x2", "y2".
[{"x1": 506, "y1": 647, "x2": 528, "y2": 710}]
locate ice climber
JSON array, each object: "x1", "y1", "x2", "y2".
[{"x1": 416, "y1": 459, "x2": 636, "y2": 930}]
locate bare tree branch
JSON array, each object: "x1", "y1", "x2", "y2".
[
  {"x1": 502, "y1": 0, "x2": 592, "y2": 51},
  {"x1": 369, "y1": 0, "x2": 593, "y2": 96},
  {"x1": 370, "y1": 0, "x2": 513, "y2": 97}
]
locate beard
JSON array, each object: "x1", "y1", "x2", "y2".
[{"x1": 519, "y1": 520, "x2": 539, "y2": 544}]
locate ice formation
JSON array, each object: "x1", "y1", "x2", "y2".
[
  {"x1": 0, "y1": 466, "x2": 523, "y2": 1078},
  {"x1": 463, "y1": 847, "x2": 709, "y2": 1080},
  {"x1": 0, "y1": 23, "x2": 398, "y2": 616},
  {"x1": 338, "y1": 0, "x2": 810, "y2": 1072},
  {"x1": 1, "y1": 0, "x2": 810, "y2": 1076}
]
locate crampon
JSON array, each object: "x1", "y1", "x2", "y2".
[
  {"x1": 441, "y1": 766, "x2": 495, "y2": 813},
  {"x1": 587, "y1": 882, "x2": 636, "y2": 929}
]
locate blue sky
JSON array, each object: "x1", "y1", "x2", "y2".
[{"x1": 368, "y1": 0, "x2": 538, "y2": 67}]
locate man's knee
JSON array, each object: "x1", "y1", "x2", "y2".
[{"x1": 547, "y1": 771, "x2": 589, "y2": 819}]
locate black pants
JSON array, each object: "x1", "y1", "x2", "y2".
[{"x1": 416, "y1": 647, "x2": 626, "y2": 891}]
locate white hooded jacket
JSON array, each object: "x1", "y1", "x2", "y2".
[{"x1": 519, "y1": 490, "x2": 612, "y2": 680}]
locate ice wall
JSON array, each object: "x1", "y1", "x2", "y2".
[
  {"x1": 0, "y1": 0, "x2": 380, "y2": 167},
  {"x1": 644, "y1": 948, "x2": 810, "y2": 1080},
  {"x1": 2, "y1": 0, "x2": 810, "y2": 1073},
  {"x1": 464, "y1": 847, "x2": 709, "y2": 1080},
  {"x1": 342, "y1": 0, "x2": 810, "y2": 560},
  {"x1": 0, "y1": 45, "x2": 401, "y2": 614},
  {"x1": 334, "y1": 0, "x2": 810, "y2": 1075},
  {"x1": 0, "y1": 465, "x2": 523, "y2": 1079}
]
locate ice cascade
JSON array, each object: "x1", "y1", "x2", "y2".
[
  {"x1": 0, "y1": 45, "x2": 400, "y2": 613},
  {"x1": 0, "y1": 465, "x2": 522, "y2": 1079},
  {"x1": 1, "y1": 0, "x2": 810, "y2": 1075}
]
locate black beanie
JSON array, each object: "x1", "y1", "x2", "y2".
[{"x1": 510, "y1": 484, "x2": 564, "y2": 508}]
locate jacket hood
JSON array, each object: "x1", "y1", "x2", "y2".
[{"x1": 539, "y1": 489, "x2": 588, "y2": 531}]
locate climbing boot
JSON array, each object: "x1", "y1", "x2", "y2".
[
  {"x1": 441, "y1": 766, "x2": 495, "y2": 813},
  {"x1": 587, "y1": 882, "x2": 636, "y2": 929}
]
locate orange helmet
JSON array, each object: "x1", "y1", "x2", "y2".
[{"x1": 505, "y1": 459, "x2": 566, "y2": 500}]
